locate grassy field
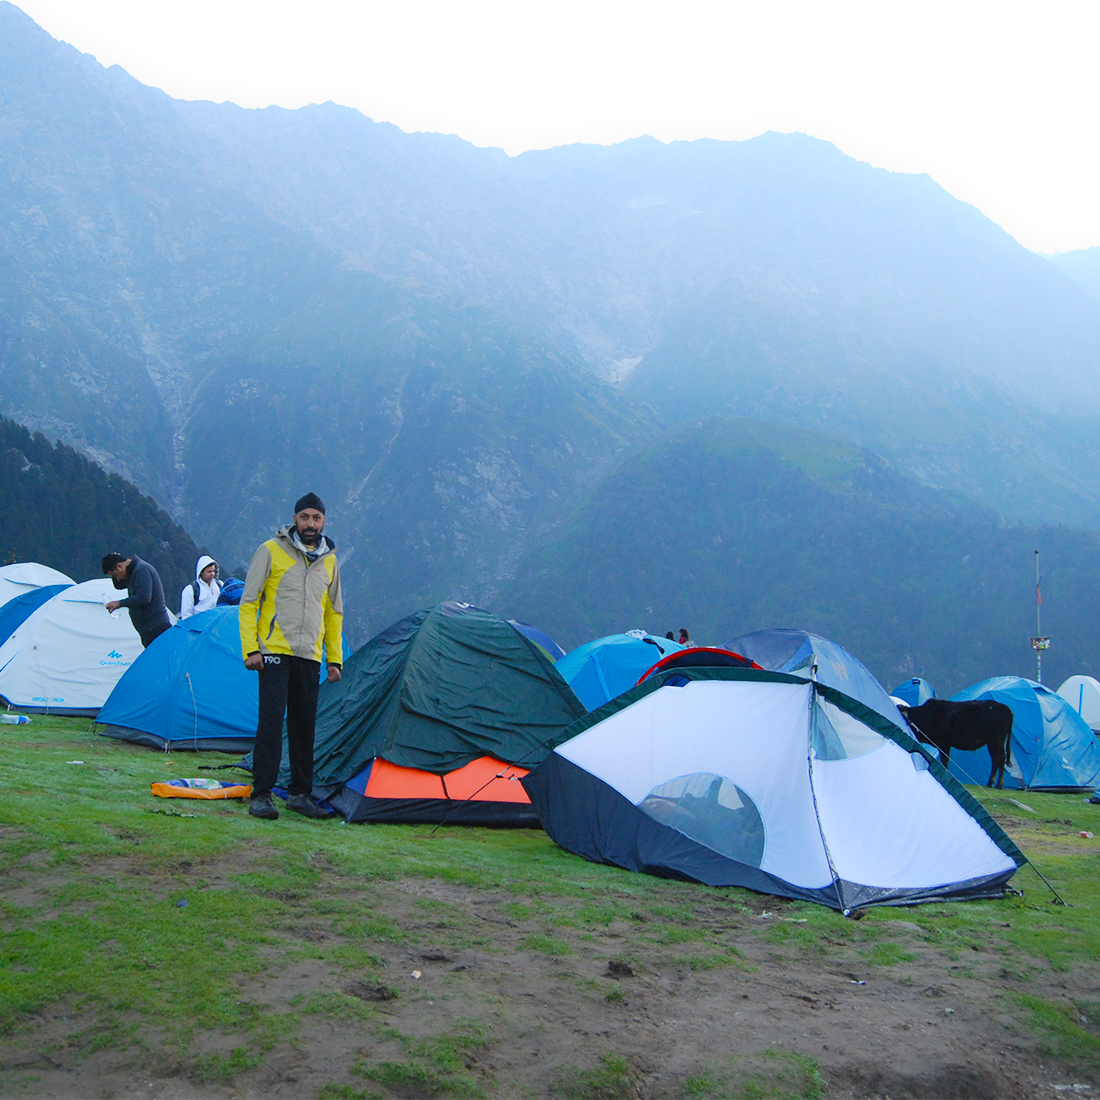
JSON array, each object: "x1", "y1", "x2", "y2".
[{"x1": 1, "y1": 717, "x2": 1100, "y2": 1098}]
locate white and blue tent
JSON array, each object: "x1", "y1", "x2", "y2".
[
  {"x1": 0, "y1": 563, "x2": 74, "y2": 611},
  {"x1": 0, "y1": 584, "x2": 72, "y2": 649},
  {"x1": 0, "y1": 579, "x2": 143, "y2": 715},
  {"x1": 98, "y1": 608, "x2": 257, "y2": 752},
  {"x1": 1056, "y1": 676, "x2": 1100, "y2": 733},
  {"x1": 949, "y1": 676, "x2": 1100, "y2": 791},
  {"x1": 523, "y1": 667, "x2": 1023, "y2": 912}
]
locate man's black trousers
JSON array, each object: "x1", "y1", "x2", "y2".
[{"x1": 252, "y1": 654, "x2": 320, "y2": 799}]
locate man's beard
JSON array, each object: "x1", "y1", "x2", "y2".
[{"x1": 297, "y1": 524, "x2": 320, "y2": 546}]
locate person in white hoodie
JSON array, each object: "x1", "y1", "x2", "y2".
[{"x1": 180, "y1": 555, "x2": 222, "y2": 619}]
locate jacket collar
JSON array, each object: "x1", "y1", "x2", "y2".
[{"x1": 275, "y1": 524, "x2": 335, "y2": 559}]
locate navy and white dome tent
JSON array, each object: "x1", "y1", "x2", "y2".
[{"x1": 523, "y1": 667, "x2": 1023, "y2": 913}]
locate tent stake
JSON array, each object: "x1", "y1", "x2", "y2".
[{"x1": 1023, "y1": 858, "x2": 1068, "y2": 907}]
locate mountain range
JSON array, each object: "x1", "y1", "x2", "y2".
[{"x1": 3, "y1": 1, "x2": 1100, "y2": 690}]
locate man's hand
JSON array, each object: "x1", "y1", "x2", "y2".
[
  {"x1": 105, "y1": 601, "x2": 121, "y2": 613},
  {"x1": 244, "y1": 653, "x2": 264, "y2": 671},
  {"x1": 327, "y1": 664, "x2": 342, "y2": 683}
]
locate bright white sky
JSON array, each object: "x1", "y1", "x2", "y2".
[{"x1": 14, "y1": 0, "x2": 1100, "y2": 254}]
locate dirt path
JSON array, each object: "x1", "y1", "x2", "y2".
[{"x1": 3, "y1": 856, "x2": 1098, "y2": 1100}]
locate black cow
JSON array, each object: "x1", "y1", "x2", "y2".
[{"x1": 899, "y1": 699, "x2": 1014, "y2": 788}]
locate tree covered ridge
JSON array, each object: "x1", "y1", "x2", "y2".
[
  {"x1": 502, "y1": 417, "x2": 1100, "y2": 694},
  {"x1": 0, "y1": 414, "x2": 199, "y2": 603}
]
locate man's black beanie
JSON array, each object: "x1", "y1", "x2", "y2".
[{"x1": 294, "y1": 492, "x2": 326, "y2": 515}]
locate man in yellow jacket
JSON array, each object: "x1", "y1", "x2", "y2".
[{"x1": 239, "y1": 492, "x2": 343, "y2": 820}]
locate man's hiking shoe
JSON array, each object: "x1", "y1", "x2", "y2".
[
  {"x1": 286, "y1": 793, "x2": 330, "y2": 819},
  {"x1": 249, "y1": 795, "x2": 279, "y2": 820}
]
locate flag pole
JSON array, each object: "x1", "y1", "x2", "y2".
[{"x1": 1031, "y1": 550, "x2": 1049, "y2": 683}]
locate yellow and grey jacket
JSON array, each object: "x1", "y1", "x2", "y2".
[{"x1": 239, "y1": 525, "x2": 343, "y2": 665}]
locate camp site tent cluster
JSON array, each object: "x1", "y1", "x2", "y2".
[
  {"x1": 224, "y1": 608, "x2": 1037, "y2": 911},
  {"x1": 1, "y1": 560, "x2": 1091, "y2": 913}
]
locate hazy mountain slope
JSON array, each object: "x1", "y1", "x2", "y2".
[
  {"x1": 166, "y1": 67, "x2": 1100, "y2": 526},
  {"x1": 1050, "y1": 247, "x2": 1100, "y2": 303},
  {"x1": 6, "y1": 2, "x2": 1100, "y2": 649},
  {"x1": 501, "y1": 418, "x2": 1100, "y2": 694},
  {"x1": 0, "y1": 2, "x2": 337, "y2": 499},
  {"x1": 0, "y1": 415, "x2": 198, "y2": 598},
  {"x1": 175, "y1": 101, "x2": 1100, "y2": 417},
  {"x1": 0, "y1": 257, "x2": 174, "y2": 490},
  {"x1": 624, "y1": 288, "x2": 1100, "y2": 528},
  {"x1": 181, "y1": 270, "x2": 653, "y2": 635}
]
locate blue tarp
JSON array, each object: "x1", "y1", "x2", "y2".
[
  {"x1": 892, "y1": 678, "x2": 936, "y2": 706},
  {"x1": 97, "y1": 608, "x2": 258, "y2": 751},
  {"x1": 557, "y1": 632, "x2": 684, "y2": 711},
  {"x1": 949, "y1": 676, "x2": 1100, "y2": 791},
  {"x1": 721, "y1": 628, "x2": 910, "y2": 736},
  {"x1": 508, "y1": 620, "x2": 566, "y2": 661},
  {"x1": 0, "y1": 585, "x2": 69, "y2": 647}
]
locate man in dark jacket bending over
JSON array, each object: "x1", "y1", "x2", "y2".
[{"x1": 102, "y1": 552, "x2": 172, "y2": 647}]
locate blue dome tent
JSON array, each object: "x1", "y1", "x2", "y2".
[
  {"x1": 892, "y1": 678, "x2": 936, "y2": 707},
  {"x1": 722, "y1": 628, "x2": 910, "y2": 737},
  {"x1": 947, "y1": 677, "x2": 1100, "y2": 791},
  {"x1": 556, "y1": 632, "x2": 684, "y2": 711},
  {"x1": 98, "y1": 608, "x2": 258, "y2": 752}
]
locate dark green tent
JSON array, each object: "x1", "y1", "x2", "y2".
[{"x1": 261, "y1": 601, "x2": 586, "y2": 823}]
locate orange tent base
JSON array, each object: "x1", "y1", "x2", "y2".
[{"x1": 332, "y1": 755, "x2": 537, "y2": 825}]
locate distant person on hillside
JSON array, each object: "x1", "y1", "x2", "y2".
[
  {"x1": 102, "y1": 552, "x2": 172, "y2": 648},
  {"x1": 665, "y1": 631, "x2": 675, "y2": 641},
  {"x1": 679, "y1": 628, "x2": 693, "y2": 647},
  {"x1": 239, "y1": 492, "x2": 343, "y2": 822},
  {"x1": 180, "y1": 555, "x2": 221, "y2": 619}
]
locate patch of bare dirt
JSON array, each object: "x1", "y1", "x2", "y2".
[{"x1": 2, "y1": 861, "x2": 1099, "y2": 1098}]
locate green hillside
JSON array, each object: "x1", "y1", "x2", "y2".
[
  {"x1": 623, "y1": 290, "x2": 1100, "y2": 530},
  {"x1": 0, "y1": 415, "x2": 199, "y2": 600},
  {"x1": 502, "y1": 418, "x2": 1100, "y2": 694}
]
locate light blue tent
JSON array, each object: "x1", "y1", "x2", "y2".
[
  {"x1": 722, "y1": 628, "x2": 910, "y2": 737},
  {"x1": 557, "y1": 632, "x2": 684, "y2": 711},
  {"x1": 892, "y1": 678, "x2": 936, "y2": 707},
  {"x1": 949, "y1": 676, "x2": 1100, "y2": 791},
  {"x1": 97, "y1": 608, "x2": 258, "y2": 752},
  {"x1": 0, "y1": 585, "x2": 70, "y2": 648}
]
